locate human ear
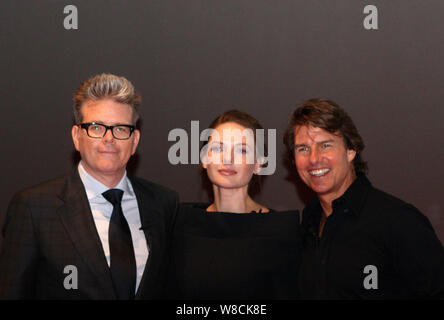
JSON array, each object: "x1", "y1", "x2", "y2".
[
  {"x1": 71, "y1": 125, "x2": 80, "y2": 152},
  {"x1": 347, "y1": 149, "x2": 356, "y2": 162},
  {"x1": 131, "y1": 129, "x2": 141, "y2": 155},
  {"x1": 253, "y1": 156, "x2": 265, "y2": 174}
]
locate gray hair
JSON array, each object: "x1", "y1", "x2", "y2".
[{"x1": 73, "y1": 73, "x2": 141, "y2": 124}]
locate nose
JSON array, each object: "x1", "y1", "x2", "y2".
[
  {"x1": 103, "y1": 127, "x2": 115, "y2": 143},
  {"x1": 309, "y1": 148, "x2": 320, "y2": 165},
  {"x1": 222, "y1": 148, "x2": 233, "y2": 164}
]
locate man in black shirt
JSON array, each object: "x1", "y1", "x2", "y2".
[{"x1": 284, "y1": 98, "x2": 444, "y2": 299}]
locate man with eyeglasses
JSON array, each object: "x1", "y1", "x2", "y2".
[{"x1": 0, "y1": 74, "x2": 179, "y2": 300}]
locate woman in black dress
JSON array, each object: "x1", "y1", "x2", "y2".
[{"x1": 168, "y1": 110, "x2": 301, "y2": 300}]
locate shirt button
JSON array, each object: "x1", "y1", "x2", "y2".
[
  {"x1": 344, "y1": 208, "x2": 349, "y2": 213},
  {"x1": 321, "y1": 259, "x2": 326, "y2": 265}
]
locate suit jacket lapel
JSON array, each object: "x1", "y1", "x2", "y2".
[
  {"x1": 130, "y1": 177, "x2": 164, "y2": 298},
  {"x1": 58, "y1": 170, "x2": 116, "y2": 299}
]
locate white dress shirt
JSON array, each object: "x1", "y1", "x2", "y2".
[{"x1": 78, "y1": 162, "x2": 149, "y2": 293}]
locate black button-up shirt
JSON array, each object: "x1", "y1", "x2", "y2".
[{"x1": 298, "y1": 174, "x2": 444, "y2": 299}]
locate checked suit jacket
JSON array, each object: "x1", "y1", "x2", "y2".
[{"x1": 0, "y1": 169, "x2": 178, "y2": 299}]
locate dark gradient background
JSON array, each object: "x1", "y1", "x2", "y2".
[{"x1": 0, "y1": 0, "x2": 443, "y2": 247}]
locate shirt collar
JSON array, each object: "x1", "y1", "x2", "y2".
[
  {"x1": 77, "y1": 161, "x2": 135, "y2": 201},
  {"x1": 303, "y1": 173, "x2": 372, "y2": 227},
  {"x1": 335, "y1": 173, "x2": 371, "y2": 216}
]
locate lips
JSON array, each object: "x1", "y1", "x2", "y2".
[
  {"x1": 98, "y1": 148, "x2": 118, "y2": 153},
  {"x1": 98, "y1": 150, "x2": 118, "y2": 157},
  {"x1": 308, "y1": 168, "x2": 330, "y2": 177},
  {"x1": 218, "y1": 169, "x2": 237, "y2": 176}
]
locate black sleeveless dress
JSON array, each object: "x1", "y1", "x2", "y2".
[{"x1": 167, "y1": 203, "x2": 302, "y2": 299}]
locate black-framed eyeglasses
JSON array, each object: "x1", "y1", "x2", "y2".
[{"x1": 79, "y1": 122, "x2": 135, "y2": 140}]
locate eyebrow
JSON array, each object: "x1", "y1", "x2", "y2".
[
  {"x1": 88, "y1": 121, "x2": 132, "y2": 126},
  {"x1": 210, "y1": 141, "x2": 249, "y2": 146},
  {"x1": 294, "y1": 139, "x2": 335, "y2": 148},
  {"x1": 317, "y1": 139, "x2": 335, "y2": 144}
]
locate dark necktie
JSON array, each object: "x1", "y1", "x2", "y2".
[{"x1": 102, "y1": 189, "x2": 136, "y2": 300}]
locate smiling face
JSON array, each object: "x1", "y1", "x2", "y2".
[
  {"x1": 71, "y1": 98, "x2": 140, "y2": 184},
  {"x1": 202, "y1": 122, "x2": 261, "y2": 190},
  {"x1": 294, "y1": 125, "x2": 356, "y2": 203}
]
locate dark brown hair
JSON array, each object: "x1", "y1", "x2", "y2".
[
  {"x1": 283, "y1": 98, "x2": 368, "y2": 174},
  {"x1": 208, "y1": 109, "x2": 264, "y2": 143}
]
